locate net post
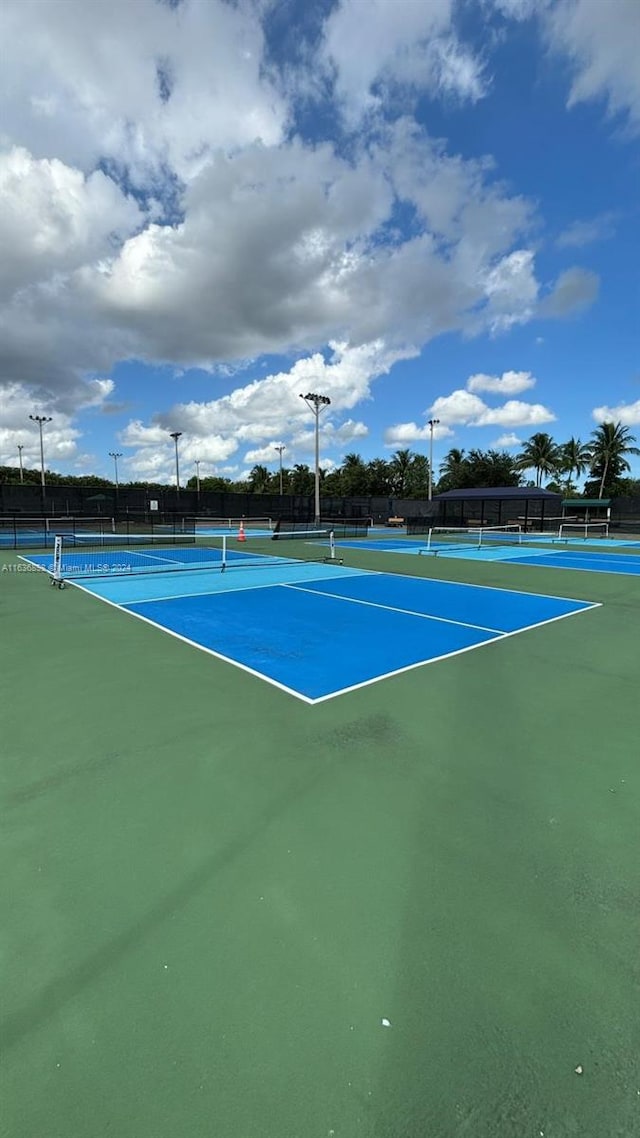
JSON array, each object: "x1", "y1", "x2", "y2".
[
  {"x1": 328, "y1": 529, "x2": 335, "y2": 561},
  {"x1": 52, "y1": 535, "x2": 63, "y2": 584},
  {"x1": 221, "y1": 534, "x2": 227, "y2": 572}
]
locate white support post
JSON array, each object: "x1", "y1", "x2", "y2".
[{"x1": 52, "y1": 535, "x2": 63, "y2": 586}]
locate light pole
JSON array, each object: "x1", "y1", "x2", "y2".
[
  {"x1": 169, "y1": 431, "x2": 182, "y2": 497},
  {"x1": 29, "y1": 414, "x2": 52, "y2": 505},
  {"x1": 299, "y1": 393, "x2": 330, "y2": 525},
  {"x1": 427, "y1": 418, "x2": 440, "y2": 502},
  {"x1": 109, "y1": 451, "x2": 122, "y2": 504},
  {"x1": 194, "y1": 459, "x2": 201, "y2": 499},
  {"x1": 17, "y1": 444, "x2": 24, "y2": 484},
  {"x1": 274, "y1": 445, "x2": 286, "y2": 496}
]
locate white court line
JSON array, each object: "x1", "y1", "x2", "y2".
[
  {"x1": 46, "y1": 563, "x2": 602, "y2": 706},
  {"x1": 507, "y1": 553, "x2": 640, "y2": 577},
  {"x1": 19, "y1": 548, "x2": 601, "y2": 610},
  {"x1": 125, "y1": 549, "x2": 189, "y2": 565},
  {"x1": 109, "y1": 567, "x2": 367, "y2": 607},
  {"x1": 308, "y1": 600, "x2": 603, "y2": 704},
  {"x1": 362, "y1": 562, "x2": 605, "y2": 607},
  {"x1": 63, "y1": 578, "x2": 316, "y2": 704},
  {"x1": 281, "y1": 582, "x2": 507, "y2": 636}
]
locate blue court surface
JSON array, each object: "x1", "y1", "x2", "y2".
[
  {"x1": 334, "y1": 538, "x2": 640, "y2": 577},
  {"x1": 24, "y1": 549, "x2": 600, "y2": 702},
  {"x1": 504, "y1": 550, "x2": 640, "y2": 575}
]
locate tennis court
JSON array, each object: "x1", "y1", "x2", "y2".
[
  {"x1": 3, "y1": 528, "x2": 640, "y2": 1138},
  {"x1": 21, "y1": 540, "x2": 599, "y2": 700},
  {"x1": 334, "y1": 532, "x2": 640, "y2": 578}
]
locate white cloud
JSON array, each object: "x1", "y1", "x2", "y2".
[
  {"x1": 120, "y1": 420, "x2": 239, "y2": 485},
  {"x1": 491, "y1": 0, "x2": 539, "y2": 16},
  {"x1": 243, "y1": 420, "x2": 368, "y2": 465},
  {"x1": 429, "y1": 389, "x2": 488, "y2": 424},
  {"x1": 481, "y1": 250, "x2": 539, "y2": 332},
  {"x1": 0, "y1": 0, "x2": 601, "y2": 441},
  {"x1": 0, "y1": 382, "x2": 83, "y2": 465},
  {"x1": 335, "y1": 419, "x2": 370, "y2": 442},
  {"x1": 546, "y1": 0, "x2": 640, "y2": 130},
  {"x1": 592, "y1": 399, "x2": 640, "y2": 426},
  {"x1": 492, "y1": 0, "x2": 640, "y2": 130},
  {"x1": 491, "y1": 432, "x2": 523, "y2": 448},
  {"x1": 0, "y1": 0, "x2": 286, "y2": 181},
  {"x1": 467, "y1": 369, "x2": 536, "y2": 394},
  {"x1": 474, "y1": 399, "x2": 555, "y2": 427},
  {"x1": 321, "y1": 0, "x2": 486, "y2": 122},
  {"x1": 0, "y1": 147, "x2": 143, "y2": 302},
  {"x1": 119, "y1": 345, "x2": 382, "y2": 479},
  {"x1": 427, "y1": 387, "x2": 555, "y2": 429},
  {"x1": 538, "y1": 267, "x2": 600, "y2": 318},
  {"x1": 384, "y1": 421, "x2": 454, "y2": 445},
  {"x1": 556, "y1": 213, "x2": 617, "y2": 248},
  {"x1": 243, "y1": 443, "x2": 287, "y2": 465}
]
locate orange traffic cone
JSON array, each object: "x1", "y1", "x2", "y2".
[{"x1": 237, "y1": 520, "x2": 246, "y2": 542}]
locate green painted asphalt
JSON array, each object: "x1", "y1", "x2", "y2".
[{"x1": 1, "y1": 543, "x2": 639, "y2": 1137}]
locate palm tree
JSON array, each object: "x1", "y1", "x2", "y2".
[
  {"x1": 341, "y1": 452, "x2": 368, "y2": 495},
  {"x1": 366, "y1": 458, "x2": 392, "y2": 495},
  {"x1": 464, "y1": 449, "x2": 521, "y2": 487},
  {"x1": 248, "y1": 464, "x2": 270, "y2": 493},
  {"x1": 390, "y1": 449, "x2": 413, "y2": 495},
  {"x1": 560, "y1": 437, "x2": 592, "y2": 492},
  {"x1": 405, "y1": 452, "x2": 430, "y2": 497},
  {"x1": 438, "y1": 447, "x2": 466, "y2": 490},
  {"x1": 589, "y1": 422, "x2": 640, "y2": 498},
  {"x1": 517, "y1": 433, "x2": 560, "y2": 487},
  {"x1": 291, "y1": 463, "x2": 314, "y2": 494}
]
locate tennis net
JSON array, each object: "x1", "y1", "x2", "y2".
[
  {"x1": 193, "y1": 516, "x2": 273, "y2": 531},
  {"x1": 418, "y1": 524, "x2": 524, "y2": 554},
  {"x1": 273, "y1": 517, "x2": 368, "y2": 538},
  {"x1": 0, "y1": 515, "x2": 117, "y2": 550},
  {"x1": 557, "y1": 521, "x2": 609, "y2": 541},
  {"x1": 49, "y1": 528, "x2": 337, "y2": 583}
]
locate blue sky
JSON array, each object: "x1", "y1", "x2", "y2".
[{"x1": 0, "y1": 0, "x2": 639, "y2": 485}]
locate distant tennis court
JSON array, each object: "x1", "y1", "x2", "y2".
[{"x1": 334, "y1": 529, "x2": 640, "y2": 577}]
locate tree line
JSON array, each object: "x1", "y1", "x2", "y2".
[
  {"x1": 1, "y1": 421, "x2": 638, "y2": 499},
  {"x1": 216, "y1": 422, "x2": 640, "y2": 500}
]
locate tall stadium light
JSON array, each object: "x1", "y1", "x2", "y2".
[
  {"x1": 109, "y1": 451, "x2": 122, "y2": 501},
  {"x1": 17, "y1": 444, "x2": 24, "y2": 484},
  {"x1": 299, "y1": 393, "x2": 330, "y2": 525},
  {"x1": 274, "y1": 445, "x2": 286, "y2": 496},
  {"x1": 29, "y1": 414, "x2": 52, "y2": 502},
  {"x1": 169, "y1": 431, "x2": 182, "y2": 494},
  {"x1": 427, "y1": 418, "x2": 440, "y2": 502},
  {"x1": 194, "y1": 459, "x2": 201, "y2": 498}
]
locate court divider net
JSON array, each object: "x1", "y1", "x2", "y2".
[
  {"x1": 557, "y1": 522, "x2": 609, "y2": 540},
  {"x1": 421, "y1": 524, "x2": 524, "y2": 554},
  {"x1": 50, "y1": 529, "x2": 338, "y2": 582}
]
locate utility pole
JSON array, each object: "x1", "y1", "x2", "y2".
[
  {"x1": 109, "y1": 451, "x2": 122, "y2": 506},
  {"x1": 17, "y1": 444, "x2": 24, "y2": 484},
  {"x1": 29, "y1": 414, "x2": 52, "y2": 507},
  {"x1": 169, "y1": 431, "x2": 182, "y2": 498},
  {"x1": 274, "y1": 445, "x2": 286, "y2": 496},
  {"x1": 427, "y1": 418, "x2": 440, "y2": 502},
  {"x1": 299, "y1": 393, "x2": 330, "y2": 525}
]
